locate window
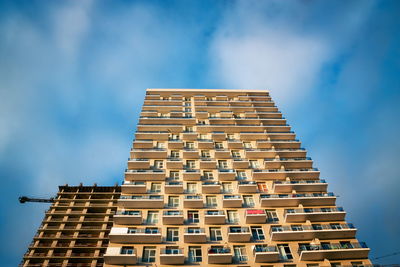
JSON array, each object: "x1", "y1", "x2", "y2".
[
  {"x1": 187, "y1": 183, "x2": 197, "y2": 193},
  {"x1": 231, "y1": 150, "x2": 241, "y2": 158},
  {"x1": 237, "y1": 171, "x2": 247, "y2": 180},
  {"x1": 185, "y1": 142, "x2": 195, "y2": 149},
  {"x1": 243, "y1": 142, "x2": 252, "y2": 148},
  {"x1": 166, "y1": 228, "x2": 179, "y2": 242},
  {"x1": 156, "y1": 142, "x2": 165, "y2": 148},
  {"x1": 277, "y1": 244, "x2": 293, "y2": 260},
  {"x1": 215, "y1": 142, "x2": 224, "y2": 149},
  {"x1": 199, "y1": 134, "x2": 208, "y2": 140},
  {"x1": 257, "y1": 182, "x2": 268, "y2": 192},
  {"x1": 188, "y1": 246, "x2": 202, "y2": 262},
  {"x1": 201, "y1": 150, "x2": 210, "y2": 158},
  {"x1": 170, "y1": 134, "x2": 179, "y2": 140},
  {"x1": 169, "y1": 171, "x2": 179, "y2": 180},
  {"x1": 150, "y1": 183, "x2": 161, "y2": 193},
  {"x1": 170, "y1": 150, "x2": 180, "y2": 158},
  {"x1": 187, "y1": 227, "x2": 202, "y2": 233},
  {"x1": 227, "y1": 134, "x2": 235, "y2": 140},
  {"x1": 312, "y1": 224, "x2": 323, "y2": 230},
  {"x1": 218, "y1": 160, "x2": 228, "y2": 169},
  {"x1": 209, "y1": 113, "x2": 217, "y2": 118},
  {"x1": 222, "y1": 183, "x2": 233, "y2": 193},
  {"x1": 127, "y1": 227, "x2": 137, "y2": 234},
  {"x1": 209, "y1": 227, "x2": 222, "y2": 241},
  {"x1": 187, "y1": 210, "x2": 199, "y2": 223},
  {"x1": 186, "y1": 160, "x2": 196, "y2": 169},
  {"x1": 146, "y1": 211, "x2": 159, "y2": 224},
  {"x1": 206, "y1": 196, "x2": 217, "y2": 207},
  {"x1": 330, "y1": 263, "x2": 341, "y2": 267},
  {"x1": 251, "y1": 226, "x2": 265, "y2": 240},
  {"x1": 168, "y1": 196, "x2": 179, "y2": 207},
  {"x1": 330, "y1": 223, "x2": 342, "y2": 229},
  {"x1": 291, "y1": 225, "x2": 303, "y2": 231},
  {"x1": 142, "y1": 246, "x2": 156, "y2": 263},
  {"x1": 250, "y1": 160, "x2": 260, "y2": 169},
  {"x1": 203, "y1": 171, "x2": 214, "y2": 180},
  {"x1": 307, "y1": 264, "x2": 319, "y2": 267},
  {"x1": 185, "y1": 126, "x2": 194, "y2": 132},
  {"x1": 243, "y1": 195, "x2": 255, "y2": 207},
  {"x1": 154, "y1": 160, "x2": 164, "y2": 169},
  {"x1": 233, "y1": 246, "x2": 247, "y2": 262},
  {"x1": 266, "y1": 209, "x2": 279, "y2": 223},
  {"x1": 120, "y1": 246, "x2": 134, "y2": 255},
  {"x1": 227, "y1": 210, "x2": 239, "y2": 223}
]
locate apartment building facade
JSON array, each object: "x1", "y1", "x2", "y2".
[
  {"x1": 21, "y1": 184, "x2": 121, "y2": 267},
  {"x1": 104, "y1": 89, "x2": 371, "y2": 267}
]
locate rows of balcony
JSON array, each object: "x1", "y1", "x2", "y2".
[{"x1": 260, "y1": 193, "x2": 336, "y2": 207}]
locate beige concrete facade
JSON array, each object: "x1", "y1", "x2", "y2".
[
  {"x1": 21, "y1": 184, "x2": 120, "y2": 267},
  {"x1": 105, "y1": 89, "x2": 372, "y2": 267}
]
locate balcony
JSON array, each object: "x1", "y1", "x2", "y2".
[
  {"x1": 183, "y1": 196, "x2": 203, "y2": 208},
  {"x1": 223, "y1": 195, "x2": 242, "y2": 208},
  {"x1": 182, "y1": 132, "x2": 197, "y2": 140},
  {"x1": 114, "y1": 211, "x2": 142, "y2": 225},
  {"x1": 130, "y1": 148, "x2": 168, "y2": 159},
  {"x1": 135, "y1": 131, "x2": 169, "y2": 141},
  {"x1": 284, "y1": 207, "x2": 346, "y2": 222},
  {"x1": 109, "y1": 227, "x2": 162, "y2": 243},
  {"x1": 211, "y1": 132, "x2": 226, "y2": 140},
  {"x1": 163, "y1": 211, "x2": 184, "y2": 225},
  {"x1": 160, "y1": 248, "x2": 185, "y2": 265},
  {"x1": 232, "y1": 159, "x2": 249, "y2": 169},
  {"x1": 184, "y1": 228, "x2": 207, "y2": 243},
  {"x1": 252, "y1": 168, "x2": 319, "y2": 180},
  {"x1": 298, "y1": 242, "x2": 370, "y2": 261},
  {"x1": 121, "y1": 181, "x2": 147, "y2": 194},
  {"x1": 168, "y1": 140, "x2": 184, "y2": 149},
  {"x1": 165, "y1": 182, "x2": 184, "y2": 194},
  {"x1": 240, "y1": 132, "x2": 268, "y2": 141},
  {"x1": 214, "y1": 149, "x2": 231, "y2": 159},
  {"x1": 208, "y1": 247, "x2": 233, "y2": 264},
  {"x1": 245, "y1": 209, "x2": 266, "y2": 224},
  {"x1": 198, "y1": 139, "x2": 214, "y2": 149},
  {"x1": 227, "y1": 140, "x2": 243, "y2": 149},
  {"x1": 257, "y1": 140, "x2": 300, "y2": 149},
  {"x1": 270, "y1": 223, "x2": 356, "y2": 241},
  {"x1": 132, "y1": 140, "x2": 153, "y2": 149},
  {"x1": 217, "y1": 169, "x2": 236, "y2": 181},
  {"x1": 127, "y1": 159, "x2": 150, "y2": 169},
  {"x1": 137, "y1": 124, "x2": 183, "y2": 133},
  {"x1": 199, "y1": 158, "x2": 217, "y2": 169},
  {"x1": 238, "y1": 181, "x2": 257, "y2": 193},
  {"x1": 104, "y1": 247, "x2": 137, "y2": 265},
  {"x1": 228, "y1": 227, "x2": 251, "y2": 242},
  {"x1": 118, "y1": 195, "x2": 164, "y2": 209},
  {"x1": 202, "y1": 182, "x2": 221, "y2": 194},
  {"x1": 204, "y1": 210, "x2": 225, "y2": 224},
  {"x1": 166, "y1": 158, "x2": 184, "y2": 169},
  {"x1": 260, "y1": 193, "x2": 336, "y2": 207},
  {"x1": 273, "y1": 179, "x2": 327, "y2": 193},
  {"x1": 182, "y1": 149, "x2": 199, "y2": 159},
  {"x1": 182, "y1": 170, "x2": 201, "y2": 181},
  {"x1": 125, "y1": 169, "x2": 166, "y2": 181},
  {"x1": 264, "y1": 157, "x2": 312, "y2": 169},
  {"x1": 253, "y1": 245, "x2": 279, "y2": 263}
]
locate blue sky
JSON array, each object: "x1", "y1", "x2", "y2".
[{"x1": 1, "y1": 0, "x2": 400, "y2": 265}]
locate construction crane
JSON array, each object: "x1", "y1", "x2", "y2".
[{"x1": 19, "y1": 196, "x2": 54, "y2": 204}]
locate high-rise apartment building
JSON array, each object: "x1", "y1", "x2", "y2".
[
  {"x1": 104, "y1": 89, "x2": 371, "y2": 266},
  {"x1": 21, "y1": 184, "x2": 120, "y2": 267}
]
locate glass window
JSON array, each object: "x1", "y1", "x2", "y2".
[
  {"x1": 120, "y1": 246, "x2": 134, "y2": 255},
  {"x1": 185, "y1": 142, "x2": 195, "y2": 149},
  {"x1": 203, "y1": 171, "x2": 214, "y2": 180},
  {"x1": 169, "y1": 171, "x2": 179, "y2": 180},
  {"x1": 227, "y1": 210, "x2": 239, "y2": 223},
  {"x1": 206, "y1": 196, "x2": 217, "y2": 207},
  {"x1": 168, "y1": 196, "x2": 179, "y2": 207},
  {"x1": 243, "y1": 142, "x2": 252, "y2": 148},
  {"x1": 243, "y1": 195, "x2": 255, "y2": 207},
  {"x1": 250, "y1": 160, "x2": 260, "y2": 168},
  {"x1": 222, "y1": 183, "x2": 233, "y2": 193},
  {"x1": 201, "y1": 150, "x2": 211, "y2": 158},
  {"x1": 277, "y1": 244, "x2": 293, "y2": 260},
  {"x1": 150, "y1": 183, "x2": 161, "y2": 193},
  {"x1": 188, "y1": 246, "x2": 202, "y2": 262},
  {"x1": 257, "y1": 182, "x2": 268, "y2": 192},
  {"x1": 209, "y1": 227, "x2": 222, "y2": 241},
  {"x1": 218, "y1": 160, "x2": 228, "y2": 169},
  {"x1": 187, "y1": 183, "x2": 197, "y2": 193},
  {"x1": 170, "y1": 134, "x2": 179, "y2": 140},
  {"x1": 142, "y1": 246, "x2": 156, "y2": 262},
  {"x1": 227, "y1": 134, "x2": 235, "y2": 140},
  {"x1": 154, "y1": 160, "x2": 164, "y2": 169},
  {"x1": 146, "y1": 211, "x2": 159, "y2": 224},
  {"x1": 266, "y1": 209, "x2": 279, "y2": 223},
  {"x1": 186, "y1": 160, "x2": 196, "y2": 169},
  {"x1": 187, "y1": 210, "x2": 199, "y2": 223},
  {"x1": 237, "y1": 171, "x2": 247, "y2": 180},
  {"x1": 215, "y1": 142, "x2": 224, "y2": 149},
  {"x1": 166, "y1": 228, "x2": 179, "y2": 242},
  {"x1": 233, "y1": 246, "x2": 247, "y2": 262},
  {"x1": 251, "y1": 226, "x2": 265, "y2": 240},
  {"x1": 199, "y1": 134, "x2": 208, "y2": 140},
  {"x1": 185, "y1": 126, "x2": 194, "y2": 132},
  {"x1": 170, "y1": 150, "x2": 180, "y2": 158},
  {"x1": 156, "y1": 142, "x2": 165, "y2": 148},
  {"x1": 231, "y1": 150, "x2": 241, "y2": 158}
]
